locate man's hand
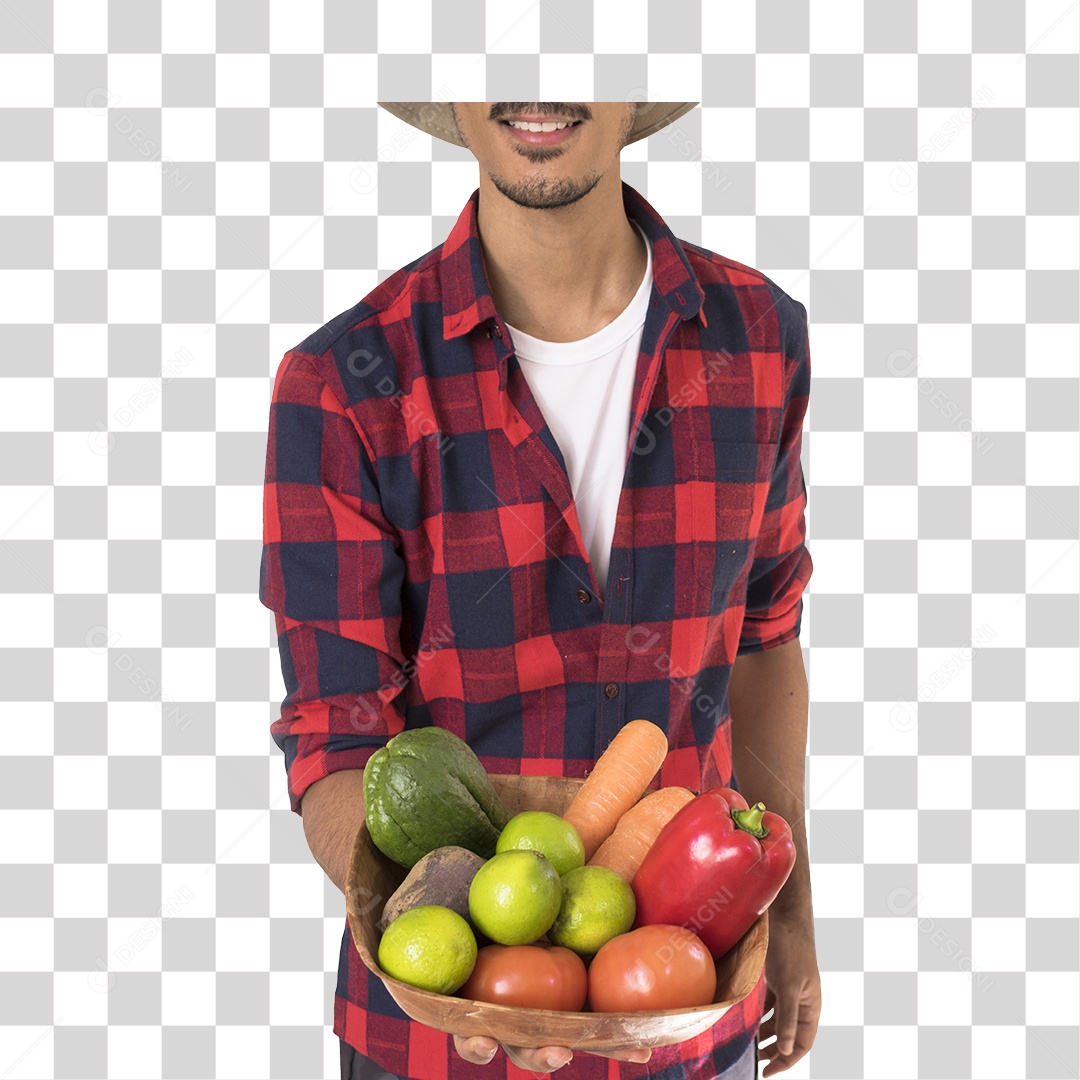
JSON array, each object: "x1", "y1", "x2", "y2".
[
  {"x1": 454, "y1": 1035, "x2": 652, "y2": 1073},
  {"x1": 299, "y1": 770, "x2": 366, "y2": 895},
  {"x1": 756, "y1": 910, "x2": 821, "y2": 1077},
  {"x1": 728, "y1": 639, "x2": 819, "y2": 1075}
]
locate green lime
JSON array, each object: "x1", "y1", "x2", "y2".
[
  {"x1": 496, "y1": 811, "x2": 586, "y2": 877},
  {"x1": 468, "y1": 850, "x2": 563, "y2": 945},
  {"x1": 548, "y1": 865, "x2": 636, "y2": 956},
  {"x1": 377, "y1": 905, "x2": 477, "y2": 994}
]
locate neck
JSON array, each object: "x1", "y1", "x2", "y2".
[{"x1": 475, "y1": 170, "x2": 647, "y2": 343}]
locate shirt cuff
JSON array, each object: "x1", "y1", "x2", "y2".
[
  {"x1": 736, "y1": 546, "x2": 813, "y2": 657},
  {"x1": 272, "y1": 694, "x2": 404, "y2": 814}
]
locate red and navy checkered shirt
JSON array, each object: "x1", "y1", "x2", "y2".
[{"x1": 260, "y1": 179, "x2": 812, "y2": 1080}]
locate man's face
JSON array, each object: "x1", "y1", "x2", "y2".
[{"x1": 448, "y1": 102, "x2": 636, "y2": 211}]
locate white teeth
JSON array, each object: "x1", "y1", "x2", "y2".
[{"x1": 506, "y1": 120, "x2": 575, "y2": 132}]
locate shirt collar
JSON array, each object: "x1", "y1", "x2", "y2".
[{"x1": 440, "y1": 180, "x2": 707, "y2": 342}]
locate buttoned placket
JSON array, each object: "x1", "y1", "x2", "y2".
[{"x1": 486, "y1": 298, "x2": 693, "y2": 755}]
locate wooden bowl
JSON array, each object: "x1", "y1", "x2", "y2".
[{"x1": 346, "y1": 774, "x2": 768, "y2": 1053}]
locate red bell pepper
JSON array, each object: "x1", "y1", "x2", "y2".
[{"x1": 630, "y1": 786, "x2": 796, "y2": 960}]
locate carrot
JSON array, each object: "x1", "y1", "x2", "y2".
[
  {"x1": 588, "y1": 786, "x2": 696, "y2": 882},
  {"x1": 563, "y1": 719, "x2": 669, "y2": 861}
]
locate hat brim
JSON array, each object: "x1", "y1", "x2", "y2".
[{"x1": 378, "y1": 102, "x2": 698, "y2": 149}]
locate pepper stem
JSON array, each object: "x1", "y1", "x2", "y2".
[{"x1": 731, "y1": 801, "x2": 770, "y2": 838}]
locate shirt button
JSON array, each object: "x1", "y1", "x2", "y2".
[
  {"x1": 492, "y1": 321, "x2": 502, "y2": 339},
  {"x1": 604, "y1": 682, "x2": 619, "y2": 700},
  {"x1": 576, "y1": 589, "x2": 591, "y2": 604}
]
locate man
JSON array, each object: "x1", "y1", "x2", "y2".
[{"x1": 259, "y1": 101, "x2": 820, "y2": 1080}]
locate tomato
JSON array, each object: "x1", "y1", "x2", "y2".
[
  {"x1": 458, "y1": 944, "x2": 588, "y2": 1011},
  {"x1": 587, "y1": 925, "x2": 717, "y2": 1012}
]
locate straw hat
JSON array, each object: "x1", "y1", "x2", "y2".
[{"x1": 378, "y1": 102, "x2": 698, "y2": 149}]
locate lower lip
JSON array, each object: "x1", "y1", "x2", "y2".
[{"x1": 501, "y1": 121, "x2": 582, "y2": 146}]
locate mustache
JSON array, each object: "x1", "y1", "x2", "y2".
[{"x1": 489, "y1": 103, "x2": 593, "y2": 122}]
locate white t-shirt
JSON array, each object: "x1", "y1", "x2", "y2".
[{"x1": 504, "y1": 219, "x2": 653, "y2": 600}]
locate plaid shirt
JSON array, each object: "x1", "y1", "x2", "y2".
[{"x1": 260, "y1": 180, "x2": 812, "y2": 1080}]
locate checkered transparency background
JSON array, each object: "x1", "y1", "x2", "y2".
[{"x1": 1, "y1": 1, "x2": 1079, "y2": 1078}]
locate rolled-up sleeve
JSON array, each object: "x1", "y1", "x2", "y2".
[
  {"x1": 260, "y1": 350, "x2": 407, "y2": 814},
  {"x1": 737, "y1": 296, "x2": 813, "y2": 656}
]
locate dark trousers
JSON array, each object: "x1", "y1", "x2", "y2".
[{"x1": 340, "y1": 1039, "x2": 400, "y2": 1080}]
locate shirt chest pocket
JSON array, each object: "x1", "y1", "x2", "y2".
[
  {"x1": 696, "y1": 439, "x2": 771, "y2": 543},
  {"x1": 717, "y1": 438, "x2": 768, "y2": 540}
]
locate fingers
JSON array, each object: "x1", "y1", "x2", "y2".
[
  {"x1": 503, "y1": 1045, "x2": 651, "y2": 1069},
  {"x1": 454, "y1": 1040, "x2": 573, "y2": 1073},
  {"x1": 452, "y1": 1037, "x2": 651, "y2": 1072},
  {"x1": 771, "y1": 993, "x2": 799, "y2": 1057},
  {"x1": 758, "y1": 1022, "x2": 811, "y2": 1078},
  {"x1": 759, "y1": 1038, "x2": 808, "y2": 1079},
  {"x1": 757, "y1": 997, "x2": 797, "y2": 1078},
  {"x1": 759, "y1": 1041, "x2": 784, "y2": 1079},
  {"x1": 453, "y1": 1035, "x2": 499, "y2": 1065},
  {"x1": 503, "y1": 1045, "x2": 574, "y2": 1072}
]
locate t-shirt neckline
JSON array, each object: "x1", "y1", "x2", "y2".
[{"x1": 503, "y1": 219, "x2": 653, "y2": 366}]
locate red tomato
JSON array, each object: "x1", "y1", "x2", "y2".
[
  {"x1": 458, "y1": 944, "x2": 588, "y2": 1011},
  {"x1": 587, "y1": 925, "x2": 717, "y2": 1012}
]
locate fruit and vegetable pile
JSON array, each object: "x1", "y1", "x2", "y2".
[{"x1": 363, "y1": 720, "x2": 795, "y2": 1013}]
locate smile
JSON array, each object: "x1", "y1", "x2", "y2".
[
  {"x1": 500, "y1": 120, "x2": 583, "y2": 146},
  {"x1": 504, "y1": 120, "x2": 580, "y2": 132}
]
